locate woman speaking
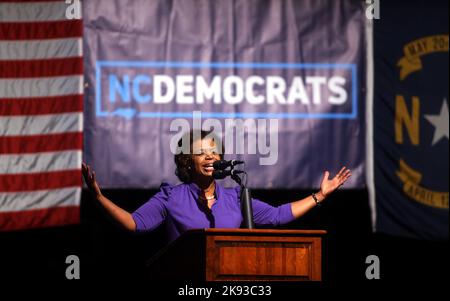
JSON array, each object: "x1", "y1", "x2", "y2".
[{"x1": 82, "y1": 130, "x2": 351, "y2": 242}]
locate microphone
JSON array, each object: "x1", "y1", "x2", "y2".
[
  {"x1": 213, "y1": 160, "x2": 244, "y2": 170},
  {"x1": 212, "y1": 169, "x2": 245, "y2": 179}
]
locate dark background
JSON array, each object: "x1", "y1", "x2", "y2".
[
  {"x1": 0, "y1": 188, "x2": 448, "y2": 291},
  {"x1": 0, "y1": 0, "x2": 448, "y2": 296}
]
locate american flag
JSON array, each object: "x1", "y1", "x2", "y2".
[{"x1": 0, "y1": 0, "x2": 83, "y2": 231}]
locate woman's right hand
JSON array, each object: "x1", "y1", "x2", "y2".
[
  {"x1": 82, "y1": 162, "x2": 102, "y2": 199},
  {"x1": 82, "y1": 162, "x2": 135, "y2": 231}
]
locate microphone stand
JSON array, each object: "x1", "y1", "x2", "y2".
[{"x1": 231, "y1": 171, "x2": 255, "y2": 229}]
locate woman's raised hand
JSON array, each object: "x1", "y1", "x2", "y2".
[
  {"x1": 82, "y1": 162, "x2": 102, "y2": 198},
  {"x1": 81, "y1": 162, "x2": 135, "y2": 231},
  {"x1": 319, "y1": 166, "x2": 351, "y2": 198}
]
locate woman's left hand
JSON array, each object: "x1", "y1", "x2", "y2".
[{"x1": 319, "y1": 166, "x2": 351, "y2": 198}]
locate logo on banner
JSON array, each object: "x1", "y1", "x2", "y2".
[
  {"x1": 395, "y1": 35, "x2": 449, "y2": 209},
  {"x1": 95, "y1": 61, "x2": 357, "y2": 119}
]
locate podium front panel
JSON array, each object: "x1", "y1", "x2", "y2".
[{"x1": 206, "y1": 234, "x2": 322, "y2": 281}]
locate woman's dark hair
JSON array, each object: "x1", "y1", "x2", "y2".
[{"x1": 174, "y1": 129, "x2": 224, "y2": 183}]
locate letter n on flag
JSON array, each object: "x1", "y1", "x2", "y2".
[{"x1": 0, "y1": 1, "x2": 83, "y2": 231}]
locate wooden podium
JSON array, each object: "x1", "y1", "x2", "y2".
[{"x1": 146, "y1": 229, "x2": 326, "y2": 281}]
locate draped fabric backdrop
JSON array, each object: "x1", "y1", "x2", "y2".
[{"x1": 83, "y1": 0, "x2": 367, "y2": 189}]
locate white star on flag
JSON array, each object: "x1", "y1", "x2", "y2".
[{"x1": 424, "y1": 99, "x2": 449, "y2": 146}]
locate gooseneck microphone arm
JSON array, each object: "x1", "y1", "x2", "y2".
[
  {"x1": 241, "y1": 187, "x2": 254, "y2": 229},
  {"x1": 212, "y1": 159, "x2": 254, "y2": 229},
  {"x1": 232, "y1": 172, "x2": 254, "y2": 229}
]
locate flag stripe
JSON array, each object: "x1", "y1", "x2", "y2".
[
  {"x1": 0, "y1": 75, "x2": 82, "y2": 98},
  {"x1": 0, "y1": 94, "x2": 83, "y2": 116},
  {"x1": 0, "y1": 0, "x2": 65, "y2": 3},
  {"x1": 0, "y1": 20, "x2": 82, "y2": 40},
  {"x1": 0, "y1": 1, "x2": 72, "y2": 22},
  {"x1": 0, "y1": 57, "x2": 83, "y2": 78},
  {"x1": 0, "y1": 38, "x2": 82, "y2": 60},
  {"x1": 0, "y1": 132, "x2": 82, "y2": 154},
  {"x1": 0, "y1": 187, "x2": 80, "y2": 212},
  {"x1": 0, "y1": 205, "x2": 79, "y2": 231},
  {"x1": 0, "y1": 112, "x2": 82, "y2": 136},
  {"x1": 0, "y1": 150, "x2": 82, "y2": 174},
  {"x1": 0, "y1": 170, "x2": 81, "y2": 192}
]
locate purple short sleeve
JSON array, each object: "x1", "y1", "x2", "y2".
[
  {"x1": 234, "y1": 186, "x2": 295, "y2": 226},
  {"x1": 252, "y1": 199, "x2": 295, "y2": 226},
  {"x1": 131, "y1": 183, "x2": 171, "y2": 232}
]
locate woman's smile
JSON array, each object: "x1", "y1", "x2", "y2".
[{"x1": 203, "y1": 162, "x2": 214, "y2": 173}]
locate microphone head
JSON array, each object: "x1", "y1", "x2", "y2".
[
  {"x1": 212, "y1": 169, "x2": 227, "y2": 179},
  {"x1": 213, "y1": 160, "x2": 228, "y2": 170},
  {"x1": 213, "y1": 160, "x2": 245, "y2": 170}
]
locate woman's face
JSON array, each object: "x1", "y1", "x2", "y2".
[{"x1": 191, "y1": 138, "x2": 221, "y2": 178}]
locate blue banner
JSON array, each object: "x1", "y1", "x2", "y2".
[
  {"x1": 373, "y1": 0, "x2": 449, "y2": 240},
  {"x1": 83, "y1": 0, "x2": 367, "y2": 189}
]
